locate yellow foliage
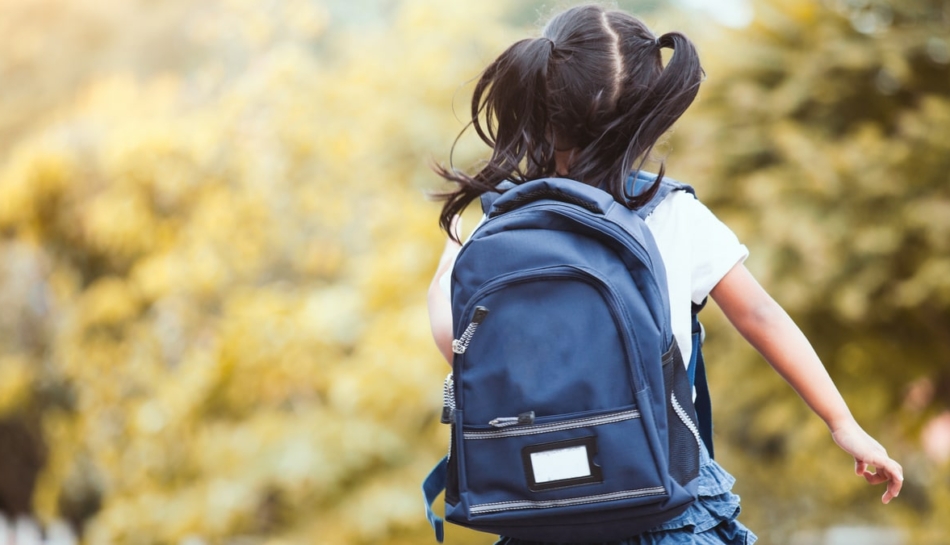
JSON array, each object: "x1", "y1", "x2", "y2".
[
  {"x1": 0, "y1": 1, "x2": 516, "y2": 542},
  {"x1": 675, "y1": 0, "x2": 950, "y2": 539},
  {"x1": 1, "y1": 0, "x2": 945, "y2": 543},
  {"x1": 0, "y1": 354, "x2": 34, "y2": 416},
  {"x1": 79, "y1": 277, "x2": 142, "y2": 327}
]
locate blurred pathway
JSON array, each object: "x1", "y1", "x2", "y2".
[{"x1": 0, "y1": 515, "x2": 75, "y2": 545}]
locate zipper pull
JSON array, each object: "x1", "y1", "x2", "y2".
[
  {"x1": 489, "y1": 411, "x2": 536, "y2": 428},
  {"x1": 440, "y1": 373, "x2": 456, "y2": 424},
  {"x1": 440, "y1": 373, "x2": 457, "y2": 462},
  {"x1": 452, "y1": 306, "x2": 490, "y2": 354}
]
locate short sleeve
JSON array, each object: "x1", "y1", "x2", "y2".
[
  {"x1": 439, "y1": 261, "x2": 453, "y2": 299},
  {"x1": 438, "y1": 214, "x2": 488, "y2": 300},
  {"x1": 683, "y1": 196, "x2": 749, "y2": 304}
]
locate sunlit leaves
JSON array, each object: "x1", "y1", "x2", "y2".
[
  {"x1": 2, "y1": 0, "x2": 946, "y2": 543},
  {"x1": 676, "y1": 0, "x2": 950, "y2": 540},
  {"x1": 0, "y1": 1, "x2": 512, "y2": 543}
]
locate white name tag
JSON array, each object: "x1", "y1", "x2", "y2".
[{"x1": 530, "y1": 445, "x2": 592, "y2": 483}]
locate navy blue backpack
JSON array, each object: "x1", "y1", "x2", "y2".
[{"x1": 423, "y1": 172, "x2": 714, "y2": 543}]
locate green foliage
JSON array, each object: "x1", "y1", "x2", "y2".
[
  {"x1": 0, "y1": 0, "x2": 511, "y2": 542},
  {"x1": 0, "y1": 0, "x2": 947, "y2": 543},
  {"x1": 674, "y1": 0, "x2": 950, "y2": 541}
]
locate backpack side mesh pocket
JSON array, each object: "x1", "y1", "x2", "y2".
[{"x1": 662, "y1": 339, "x2": 701, "y2": 486}]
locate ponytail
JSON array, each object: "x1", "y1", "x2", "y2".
[
  {"x1": 435, "y1": 37, "x2": 557, "y2": 241},
  {"x1": 628, "y1": 31, "x2": 703, "y2": 202},
  {"x1": 434, "y1": 6, "x2": 704, "y2": 240},
  {"x1": 576, "y1": 20, "x2": 704, "y2": 208}
]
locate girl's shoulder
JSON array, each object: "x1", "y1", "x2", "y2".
[
  {"x1": 645, "y1": 188, "x2": 747, "y2": 263},
  {"x1": 643, "y1": 184, "x2": 701, "y2": 228}
]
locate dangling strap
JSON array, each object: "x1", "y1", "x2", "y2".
[
  {"x1": 690, "y1": 300, "x2": 714, "y2": 458},
  {"x1": 422, "y1": 456, "x2": 447, "y2": 542}
]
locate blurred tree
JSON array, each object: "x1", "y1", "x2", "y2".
[
  {"x1": 0, "y1": 0, "x2": 514, "y2": 543},
  {"x1": 673, "y1": 0, "x2": 950, "y2": 541},
  {"x1": 1, "y1": 0, "x2": 947, "y2": 543}
]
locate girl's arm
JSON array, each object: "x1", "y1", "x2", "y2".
[
  {"x1": 427, "y1": 216, "x2": 462, "y2": 364},
  {"x1": 710, "y1": 262, "x2": 904, "y2": 504}
]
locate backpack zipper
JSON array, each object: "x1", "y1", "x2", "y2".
[
  {"x1": 469, "y1": 485, "x2": 666, "y2": 515},
  {"x1": 441, "y1": 373, "x2": 456, "y2": 424},
  {"x1": 488, "y1": 411, "x2": 536, "y2": 428},
  {"x1": 441, "y1": 373, "x2": 456, "y2": 461},
  {"x1": 466, "y1": 408, "x2": 641, "y2": 440},
  {"x1": 452, "y1": 306, "x2": 490, "y2": 354},
  {"x1": 670, "y1": 392, "x2": 702, "y2": 446}
]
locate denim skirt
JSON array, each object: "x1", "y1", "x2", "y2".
[{"x1": 494, "y1": 443, "x2": 757, "y2": 545}]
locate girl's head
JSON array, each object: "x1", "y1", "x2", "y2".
[{"x1": 437, "y1": 4, "x2": 704, "y2": 240}]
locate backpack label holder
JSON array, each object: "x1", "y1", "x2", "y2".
[{"x1": 521, "y1": 435, "x2": 603, "y2": 492}]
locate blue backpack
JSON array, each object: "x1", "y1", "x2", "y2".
[{"x1": 423, "y1": 172, "x2": 713, "y2": 543}]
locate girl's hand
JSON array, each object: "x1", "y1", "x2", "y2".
[
  {"x1": 711, "y1": 265, "x2": 903, "y2": 504},
  {"x1": 831, "y1": 419, "x2": 904, "y2": 504}
]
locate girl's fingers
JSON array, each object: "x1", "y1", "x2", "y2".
[
  {"x1": 856, "y1": 458, "x2": 903, "y2": 503},
  {"x1": 883, "y1": 470, "x2": 902, "y2": 504},
  {"x1": 862, "y1": 470, "x2": 888, "y2": 485},
  {"x1": 838, "y1": 425, "x2": 903, "y2": 504},
  {"x1": 883, "y1": 460, "x2": 904, "y2": 503}
]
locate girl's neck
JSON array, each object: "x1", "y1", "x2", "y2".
[{"x1": 555, "y1": 148, "x2": 578, "y2": 177}]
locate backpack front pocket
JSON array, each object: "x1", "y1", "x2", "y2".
[{"x1": 457, "y1": 405, "x2": 668, "y2": 519}]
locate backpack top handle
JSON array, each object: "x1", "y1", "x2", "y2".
[{"x1": 488, "y1": 178, "x2": 615, "y2": 217}]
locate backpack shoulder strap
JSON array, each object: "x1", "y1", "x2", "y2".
[
  {"x1": 690, "y1": 299, "x2": 715, "y2": 458},
  {"x1": 627, "y1": 171, "x2": 696, "y2": 220},
  {"x1": 630, "y1": 171, "x2": 714, "y2": 456}
]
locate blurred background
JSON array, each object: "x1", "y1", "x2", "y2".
[{"x1": 0, "y1": 0, "x2": 947, "y2": 543}]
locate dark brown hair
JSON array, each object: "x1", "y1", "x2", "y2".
[{"x1": 435, "y1": 4, "x2": 704, "y2": 241}]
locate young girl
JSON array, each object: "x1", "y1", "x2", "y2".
[{"x1": 427, "y1": 5, "x2": 902, "y2": 544}]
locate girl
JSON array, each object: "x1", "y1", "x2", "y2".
[{"x1": 427, "y1": 5, "x2": 902, "y2": 544}]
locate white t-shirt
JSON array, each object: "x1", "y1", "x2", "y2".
[
  {"x1": 439, "y1": 190, "x2": 748, "y2": 369},
  {"x1": 643, "y1": 190, "x2": 748, "y2": 368}
]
